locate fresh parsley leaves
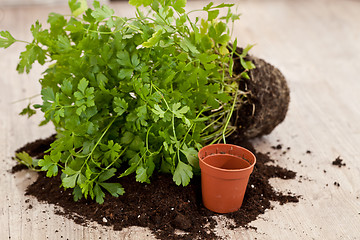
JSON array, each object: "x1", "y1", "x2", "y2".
[{"x1": 1, "y1": 0, "x2": 254, "y2": 204}]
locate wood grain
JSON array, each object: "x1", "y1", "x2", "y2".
[{"x1": 1, "y1": 0, "x2": 360, "y2": 239}]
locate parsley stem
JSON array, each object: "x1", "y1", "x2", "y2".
[
  {"x1": 80, "y1": 117, "x2": 117, "y2": 171},
  {"x1": 145, "y1": 125, "x2": 153, "y2": 153},
  {"x1": 11, "y1": 93, "x2": 40, "y2": 104},
  {"x1": 90, "y1": 146, "x2": 128, "y2": 184},
  {"x1": 15, "y1": 39, "x2": 31, "y2": 44},
  {"x1": 222, "y1": 89, "x2": 238, "y2": 143}
]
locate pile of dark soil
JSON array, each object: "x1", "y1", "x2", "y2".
[{"x1": 13, "y1": 134, "x2": 299, "y2": 239}]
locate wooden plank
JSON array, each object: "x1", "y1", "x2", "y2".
[
  {"x1": 1, "y1": 0, "x2": 360, "y2": 239},
  {"x1": 234, "y1": 0, "x2": 360, "y2": 239}
]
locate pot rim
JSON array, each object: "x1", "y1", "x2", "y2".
[{"x1": 199, "y1": 153, "x2": 256, "y2": 173}]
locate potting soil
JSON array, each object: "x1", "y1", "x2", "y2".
[{"x1": 13, "y1": 133, "x2": 299, "y2": 239}]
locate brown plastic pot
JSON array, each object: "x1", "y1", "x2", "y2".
[{"x1": 198, "y1": 144, "x2": 256, "y2": 213}]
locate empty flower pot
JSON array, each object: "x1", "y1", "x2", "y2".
[{"x1": 198, "y1": 144, "x2": 256, "y2": 213}]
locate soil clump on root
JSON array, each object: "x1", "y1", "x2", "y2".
[
  {"x1": 233, "y1": 48, "x2": 290, "y2": 139},
  {"x1": 14, "y1": 134, "x2": 299, "y2": 240}
]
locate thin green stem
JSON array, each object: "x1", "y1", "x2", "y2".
[
  {"x1": 11, "y1": 94, "x2": 41, "y2": 104},
  {"x1": 222, "y1": 89, "x2": 238, "y2": 143},
  {"x1": 80, "y1": 117, "x2": 117, "y2": 171},
  {"x1": 145, "y1": 125, "x2": 153, "y2": 153},
  {"x1": 90, "y1": 146, "x2": 128, "y2": 184},
  {"x1": 15, "y1": 39, "x2": 32, "y2": 44}
]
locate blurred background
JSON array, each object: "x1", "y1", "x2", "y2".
[
  {"x1": 0, "y1": 0, "x2": 117, "y2": 7},
  {"x1": 0, "y1": 0, "x2": 66, "y2": 6}
]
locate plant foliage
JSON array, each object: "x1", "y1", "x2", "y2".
[{"x1": 1, "y1": 0, "x2": 255, "y2": 203}]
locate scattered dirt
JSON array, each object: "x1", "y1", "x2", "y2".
[
  {"x1": 13, "y1": 133, "x2": 299, "y2": 240},
  {"x1": 332, "y1": 156, "x2": 346, "y2": 168},
  {"x1": 334, "y1": 182, "x2": 340, "y2": 187},
  {"x1": 272, "y1": 144, "x2": 282, "y2": 150}
]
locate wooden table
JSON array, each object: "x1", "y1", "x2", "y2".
[{"x1": 1, "y1": 0, "x2": 359, "y2": 239}]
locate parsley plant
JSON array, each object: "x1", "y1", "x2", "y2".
[{"x1": 1, "y1": 0, "x2": 255, "y2": 203}]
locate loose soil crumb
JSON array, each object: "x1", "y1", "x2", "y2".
[
  {"x1": 332, "y1": 156, "x2": 346, "y2": 168},
  {"x1": 13, "y1": 134, "x2": 299, "y2": 240},
  {"x1": 271, "y1": 144, "x2": 282, "y2": 150}
]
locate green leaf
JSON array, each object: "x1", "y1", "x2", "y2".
[
  {"x1": 94, "y1": 183, "x2": 105, "y2": 204},
  {"x1": 15, "y1": 152, "x2": 38, "y2": 169},
  {"x1": 201, "y1": 35, "x2": 213, "y2": 50},
  {"x1": 41, "y1": 87, "x2": 55, "y2": 102},
  {"x1": 245, "y1": 60, "x2": 256, "y2": 70},
  {"x1": 78, "y1": 78, "x2": 88, "y2": 94},
  {"x1": 142, "y1": 29, "x2": 163, "y2": 48},
  {"x1": 76, "y1": 105, "x2": 86, "y2": 115},
  {"x1": 117, "y1": 50, "x2": 132, "y2": 67},
  {"x1": 118, "y1": 69, "x2": 133, "y2": 79},
  {"x1": 48, "y1": 13, "x2": 67, "y2": 36},
  {"x1": 102, "y1": 140, "x2": 121, "y2": 161},
  {"x1": 181, "y1": 147, "x2": 199, "y2": 168},
  {"x1": 146, "y1": 157, "x2": 156, "y2": 176},
  {"x1": 61, "y1": 79, "x2": 73, "y2": 96},
  {"x1": 114, "y1": 97, "x2": 128, "y2": 116},
  {"x1": 218, "y1": 34, "x2": 231, "y2": 45},
  {"x1": 129, "y1": 0, "x2": 153, "y2": 7},
  {"x1": 57, "y1": 35, "x2": 71, "y2": 53},
  {"x1": 219, "y1": 45, "x2": 229, "y2": 55},
  {"x1": 54, "y1": 108, "x2": 65, "y2": 123},
  {"x1": 47, "y1": 164, "x2": 59, "y2": 177},
  {"x1": 120, "y1": 154, "x2": 141, "y2": 177},
  {"x1": 198, "y1": 53, "x2": 218, "y2": 64},
  {"x1": 136, "y1": 104, "x2": 148, "y2": 127},
  {"x1": 73, "y1": 186, "x2": 83, "y2": 201},
  {"x1": 96, "y1": 73, "x2": 108, "y2": 90},
  {"x1": 173, "y1": 161, "x2": 193, "y2": 186},
  {"x1": 135, "y1": 165, "x2": 148, "y2": 183},
  {"x1": 208, "y1": 10, "x2": 219, "y2": 21},
  {"x1": 173, "y1": 0, "x2": 186, "y2": 14},
  {"x1": 91, "y1": 4, "x2": 114, "y2": 21},
  {"x1": 0, "y1": 31, "x2": 16, "y2": 49},
  {"x1": 99, "y1": 182, "x2": 125, "y2": 197},
  {"x1": 69, "y1": 0, "x2": 88, "y2": 17},
  {"x1": 151, "y1": 104, "x2": 165, "y2": 119},
  {"x1": 17, "y1": 44, "x2": 46, "y2": 73},
  {"x1": 19, "y1": 104, "x2": 36, "y2": 118},
  {"x1": 15, "y1": 152, "x2": 33, "y2": 166},
  {"x1": 73, "y1": 186, "x2": 83, "y2": 202},
  {"x1": 38, "y1": 155, "x2": 59, "y2": 177},
  {"x1": 62, "y1": 167, "x2": 79, "y2": 176},
  {"x1": 212, "y1": 3, "x2": 234, "y2": 9},
  {"x1": 77, "y1": 173, "x2": 87, "y2": 185},
  {"x1": 98, "y1": 168, "x2": 117, "y2": 182},
  {"x1": 240, "y1": 72, "x2": 250, "y2": 80},
  {"x1": 203, "y1": 2, "x2": 214, "y2": 11},
  {"x1": 120, "y1": 131, "x2": 135, "y2": 145},
  {"x1": 62, "y1": 173, "x2": 79, "y2": 188},
  {"x1": 240, "y1": 44, "x2": 255, "y2": 58},
  {"x1": 180, "y1": 37, "x2": 199, "y2": 54},
  {"x1": 215, "y1": 22, "x2": 227, "y2": 36},
  {"x1": 172, "y1": 103, "x2": 189, "y2": 118},
  {"x1": 131, "y1": 54, "x2": 140, "y2": 67}
]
